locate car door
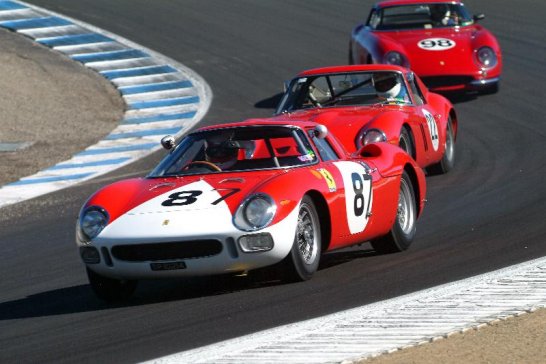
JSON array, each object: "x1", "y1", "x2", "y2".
[{"x1": 310, "y1": 131, "x2": 381, "y2": 249}]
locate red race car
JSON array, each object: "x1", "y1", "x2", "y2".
[
  {"x1": 76, "y1": 120, "x2": 425, "y2": 301},
  {"x1": 349, "y1": 0, "x2": 502, "y2": 93},
  {"x1": 274, "y1": 64, "x2": 457, "y2": 174}
]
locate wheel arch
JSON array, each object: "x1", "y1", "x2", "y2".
[
  {"x1": 403, "y1": 164, "x2": 422, "y2": 217},
  {"x1": 305, "y1": 190, "x2": 332, "y2": 253},
  {"x1": 448, "y1": 108, "x2": 458, "y2": 141},
  {"x1": 401, "y1": 123, "x2": 416, "y2": 159}
]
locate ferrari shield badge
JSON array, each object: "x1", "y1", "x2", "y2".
[{"x1": 317, "y1": 168, "x2": 337, "y2": 192}]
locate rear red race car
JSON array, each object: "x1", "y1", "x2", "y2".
[{"x1": 349, "y1": 0, "x2": 502, "y2": 93}]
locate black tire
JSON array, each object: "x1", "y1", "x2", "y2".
[
  {"x1": 86, "y1": 267, "x2": 137, "y2": 302},
  {"x1": 427, "y1": 116, "x2": 455, "y2": 175},
  {"x1": 282, "y1": 196, "x2": 321, "y2": 282},
  {"x1": 371, "y1": 171, "x2": 417, "y2": 254},
  {"x1": 399, "y1": 127, "x2": 415, "y2": 159}
]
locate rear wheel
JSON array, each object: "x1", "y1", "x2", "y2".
[
  {"x1": 371, "y1": 171, "x2": 417, "y2": 254},
  {"x1": 282, "y1": 196, "x2": 321, "y2": 282},
  {"x1": 427, "y1": 117, "x2": 455, "y2": 175},
  {"x1": 87, "y1": 267, "x2": 137, "y2": 302}
]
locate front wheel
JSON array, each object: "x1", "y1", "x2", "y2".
[
  {"x1": 399, "y1": 127, "x2": 415, "y2": 159},
  {"x1": 427, "y1": 117, "x2": 455, "y2": 175},
  {"x1": 282, "y1": 196, "x2": 321, "y2": 282},
  {"x1": 371, "y1": 171, "x2": 417, "y2": 254},
  {"x1": 87, "y1": 268, "x2": 137, "y2": 302}
]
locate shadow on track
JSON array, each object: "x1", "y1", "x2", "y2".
[
  {"x1": 436, "y1": 89, "x2": 501, "y2": 105},
  {"x1": 0, "y1": 247, "x2": 378, "y2": 318},
  {"x1": 254, "y1": 92, "x2": 283, "y2": 110},
  {"x1": 0, "y1": 276, "x2": 277, "y2": 320}
]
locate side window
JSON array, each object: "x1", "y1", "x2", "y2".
[
  {"x1": 407, "y1": 73, "x2": 426, "y2": 105},
  {"x1": 311, "y1": 135, "x2": 339, "y2": 162}
]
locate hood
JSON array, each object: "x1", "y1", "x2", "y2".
[
  {"x1": 84, "y1": 172, "x2": 280, "y2": 224},
  {"x1": 383, "y1": 26, "x2": 480, "y2": 75}
]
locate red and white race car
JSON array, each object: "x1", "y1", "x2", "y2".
[
  {"x1": 349, "y1": 0, "x2": 502, "y2": 93},
  {"x1": 274, "y1": 64, "x2": 457, "y2": 174},
  {"x1": 76, "y1": 120, "x2": 426, "y2": 301}
]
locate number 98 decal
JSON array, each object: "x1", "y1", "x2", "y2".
[
  {"x1": 334, "y1": 161, "x2": 373, "y2": 234},
  {"x1": 418, "y1": 38, "x2": 456, "y2": 51}
]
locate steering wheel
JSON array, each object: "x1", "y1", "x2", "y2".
[{"x1": 185, "y1": 161, "x2": 222, "y2": 172}]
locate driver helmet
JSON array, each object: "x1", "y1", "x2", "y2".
[
  {"x1": 372, "y1": 72, "x2": 401, "y2": 100},
  {"x1": 204, "y1": 139, "x2": 240, "y2": 168}
]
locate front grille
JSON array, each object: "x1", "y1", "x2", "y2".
[
  {"x1": 111, "y1": 240, "x2": 223, "y2": 262},
  {"x1": 421, "y1": 76, "x2": 474, "y2": 89}
]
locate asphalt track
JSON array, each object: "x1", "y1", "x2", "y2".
[{"x1": 1, "y1": 0, "x2": 545, "y2": 363}]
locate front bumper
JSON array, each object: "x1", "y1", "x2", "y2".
[
  {"x1": 468, "y1": 77, "x2": 500, "y2": 91},
  {"x1": 79, "y1": 207, "x2": 300, "y2": 280}
]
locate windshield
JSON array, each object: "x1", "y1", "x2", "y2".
[
  {"x1": 368, "y1": 3, "x2": 473, "y2": 30},
  {"x1": 276, "y1": 71, "x2": 411, "y2": 114},
  {"x1": 149, "y1": 126, "x2": 318, "y2": 177}
]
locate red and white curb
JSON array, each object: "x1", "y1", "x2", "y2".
[
  {"x1": 143, "y1": 256, "x2": 546, "y2": 363},
  {"x1": 0, "y1": 0, "x2": 211, "y2": 208}
]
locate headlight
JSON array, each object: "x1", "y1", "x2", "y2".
[
  {"x1": 358, "y1": 129, "x2": 387, "y2": 147},
  {"x1": 78, "y1": 206, "x2": 109, "y2": 242},
  {"x1": 234, "y1": 194, "x2": 276, "y2": 231},
  {"x1": 383, "y1": 51, "x2": 408, "y2": 67},
  {"x1": 476, "y1": 47, "x2": 497, "y2": 68}
]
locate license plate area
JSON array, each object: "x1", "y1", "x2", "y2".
[{"x1": 150, "y1": 261, "x2": 187, "y2": 271}]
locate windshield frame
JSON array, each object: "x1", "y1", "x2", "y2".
[
  {"x1": 367, "y1": 2, "x2": 474, "y2": 31},
  {"x1": 148, "y1": 125, "x2": 320, "y2": 177},
  {"x1": 275, "y1": 70, "x2": 413, "y2": 114}
]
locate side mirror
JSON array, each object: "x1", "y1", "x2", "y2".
[
  {"x1": 161, "y1": 135, "x2": 176, "y2": 150},
  {"x1": 473, "y1": 13, "x2": 485, "y2": 22},
  {"x1": 313, "y1": 124, "x2": 328, "y2": 139}
]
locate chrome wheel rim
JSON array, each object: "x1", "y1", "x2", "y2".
[
  {"x1": 397, "y1": 178, "x2": 415, "y2": 235},
  {"x1": 296, "y1": 204, "x2": 318, "y2": 265}
]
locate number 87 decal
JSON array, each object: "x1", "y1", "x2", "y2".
[
  {"x1": 334, "y1": 161, "x2": 373, "y2": 234},
  {"x1": 352, "y1": 173, "x2": 372, "y2": 218},
  {"x1": 347, "y1": 171, "x2": 372, "y2": 234}
]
